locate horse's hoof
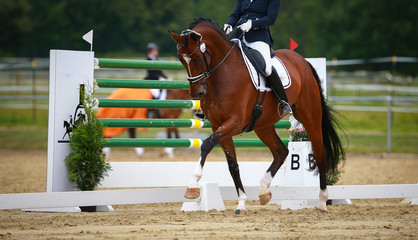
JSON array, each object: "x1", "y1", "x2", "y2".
[
  {"x1": 315, "y1": 202, "x2": 328, "y2": 213},
  {"x1": 259, "y1": 191, "x2": 272, "y2": 205},
  {"x1": 184, "y1": 187, "x2": 200, "y2": 199},
  {"x1": 315, "y1": 206, "x2": 328, "y2": 213},
  {"x1": 234, "y1": 209, "x2": 248, "y2": 216}
]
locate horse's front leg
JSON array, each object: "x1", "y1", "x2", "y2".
[
  {"x1": 184, "y1": 132, "x2": 219, "y2": 199},
  {"x1": 219, "y1": 138, "x2": 247, "y2": 216},
  {"x1": 184, "y1": 120, "x2": 243, "y2": 205}
]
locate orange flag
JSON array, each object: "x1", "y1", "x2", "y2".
[{"x1": 289, "y1": 38, "x2": 299, "y2": 51}]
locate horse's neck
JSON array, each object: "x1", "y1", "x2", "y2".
[
  {"x1": 199, "y1": 26, "x2": 251, "y2": 104},
  {"x1": 205, "y1": 46, "x2": 249, "y2": 103}
]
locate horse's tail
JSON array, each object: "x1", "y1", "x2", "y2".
[{"x1": 308, "y1": 63, "x2": 345, "y2": 175}]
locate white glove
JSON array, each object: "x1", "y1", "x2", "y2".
[
  {"x1": 238, "y1": 20, "x2": 252, "y2": 32},
  {"x1": 223, "y1": 24, "x2": 233, "y2": 35}
]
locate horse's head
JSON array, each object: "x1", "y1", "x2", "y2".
[{"x1": 169, "y1": 29, "x2": 210, "y2": 99}]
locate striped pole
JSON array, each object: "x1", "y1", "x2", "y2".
[
  {"x1": 98, "y1": 99, "x2": 200, "y2": 110},
  {"x1": 97, "y1": 58, "x2": 184, "y2": 70},
  {"x1": 99, "y1": 118, "x2": 291, "y2": 129},
  {"x1": 104, "y1": 138, "x2": 289, "y2": 148},
  {"x1": 96, "y1": 79, "x2": 190, "y2": 89}
]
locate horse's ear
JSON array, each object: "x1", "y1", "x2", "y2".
[{"x1": 169, "y1": 31, "x2": 182, "y2": 44}]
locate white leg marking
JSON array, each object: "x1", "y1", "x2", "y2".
[
  {"x1": 259, "y1": 171, "x2": 273, "y2": 195},
  {"x1": 236, "y1": 189, "x2": 247, "y2": 211},
  {"x1": 316, "y1": 188, "x2": 329, "y2": 211},
  {"x1": 187, "y1": 157, "x2": 203, "y2": 189}
]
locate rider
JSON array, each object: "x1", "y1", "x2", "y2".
[
  {"x1": 145, "y1": 42, "x2": 168, "y2": 118},
  {"x1": 223, "y1": 0, "x2": 291, "y2": 117},
  {"x1": 145, "y1": 42, "x2": 168, "y2": 81}
]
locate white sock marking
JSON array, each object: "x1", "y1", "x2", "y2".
[
  {"x1": 236, "y1": 189, "x2": 247, "y2": 211},
  {"x1": 260, "y1": 171, "x2": 273, "y2": 189},
  {"x1": 188, "y1": 157, "x2": 203, "y2": 188}
]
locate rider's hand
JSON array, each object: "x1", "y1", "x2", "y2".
[
  {"x1": 223, "y1": 24, "x2": 233, "y2": 35},
  {"x1": 238, "y1": 20, "x2": 252, "y2": 32}
]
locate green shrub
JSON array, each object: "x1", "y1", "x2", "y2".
[{"x1": 65, "y1": 87, "x2": 111, "y2": 191}]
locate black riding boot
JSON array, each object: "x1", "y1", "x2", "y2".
[{"x1": 266, "y1": 69, "x2": 292, "y2": 118}]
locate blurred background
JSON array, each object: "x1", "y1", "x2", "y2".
[{"x1": 0, "y1": 0, "x2": 417, "y2": 153}]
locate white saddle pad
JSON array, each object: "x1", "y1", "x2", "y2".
[{"x1": 232, "y1": 39, "x2": 291, "y2": 92}]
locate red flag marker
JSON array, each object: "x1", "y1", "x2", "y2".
[{"x1": 289, "y1": 38, "x2": 298, "y2": 51}]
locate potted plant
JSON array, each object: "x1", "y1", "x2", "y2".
[{"x1": 65, "y1": 86, "x2": 111, "y2": 212}]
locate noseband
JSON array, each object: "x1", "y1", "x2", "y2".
[{"x1": 178, "y1": 29, "x2": 236, "y2": 84}]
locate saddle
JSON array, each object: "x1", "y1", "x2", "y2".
[{"x1": 241, "y1": 45, "x2": 289, "y2": 106}]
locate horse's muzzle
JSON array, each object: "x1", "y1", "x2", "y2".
[
  {"x1": 190, "y1": 84, "x2": 206, "y2": 100},
  {"x1": 191, "y1": 89, "x2": 205, "y2": 100}
]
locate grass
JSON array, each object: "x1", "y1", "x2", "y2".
[
  {"x1": 0, "y1": 125, "x2": 48, "y2": 150},
  {"x1": 0, "y1": 109, "x2": 49, "y2": 126},
  {"x1": 336, "y1": 110, "x2": 418, "y2": 133}
]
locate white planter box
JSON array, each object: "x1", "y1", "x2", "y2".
[{"x1": 277, "y1": 141, "x2": 320, "y2": 209}]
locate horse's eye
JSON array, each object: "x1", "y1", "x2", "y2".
[{"x1": 176, "y1": 44, "x2": 180, "y2": 50}]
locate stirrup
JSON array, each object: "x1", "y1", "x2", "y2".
[
  {"x1": 193, "y1": 108, "x2": 206, "y2": 121},
  {"x1": 278, "y1": 101, "x2": 292, "y2": 118}
]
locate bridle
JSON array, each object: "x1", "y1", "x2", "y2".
[{"x1": 178, "y1": 29, "x2": 237, "y2": 85}]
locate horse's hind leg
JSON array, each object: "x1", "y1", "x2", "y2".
[
  {"x1": 254, "y1": 125, "x2": 289, "y2": 205},
  {"x1": 219, "y1": 138, "x2": 247, "y2": 216},
  {"x1": 294, "y1": 104, "x2": 328, "y2": 212},
  {"x1": 302, "y1": 120, "x2": 328, "y2": 212}
]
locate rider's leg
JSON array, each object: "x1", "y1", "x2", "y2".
[{"x1": 243, "y1": 40, "x2": 272, "y2": 76}]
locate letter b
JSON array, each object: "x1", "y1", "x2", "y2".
[{"x1": 291, "y1": 154, "x2": 300, "y2": 170}]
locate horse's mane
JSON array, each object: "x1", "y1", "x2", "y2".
[{"x1": 187, "y1": 17, "x2": 229, "y2": 41}]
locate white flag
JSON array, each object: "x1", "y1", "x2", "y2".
[{"x1": 82, "y1": 30, "x2": 93, "y2": 51}]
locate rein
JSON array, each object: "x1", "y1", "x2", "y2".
[{"x1": 179, "y1": 29, "x2": 237, "y2": 84}]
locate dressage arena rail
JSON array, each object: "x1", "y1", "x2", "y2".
[{"x1": 1, "y1": 184, "x2": 417, "y2": 210}]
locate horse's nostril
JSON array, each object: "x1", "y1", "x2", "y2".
[{"x1": 191, "y1": 92, "x2": 201, "y2": 100}]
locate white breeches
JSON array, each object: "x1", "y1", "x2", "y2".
[
  {"x1": 150, "y1": 89, "x2": 167, "y2": 100},
  {"x1": 243, "y1": 37, "x2": 272, "y2": 76}
]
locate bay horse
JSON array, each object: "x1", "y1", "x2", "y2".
[{"x1": 169, "y1": 17, "x2": 344, "y2": 215}]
